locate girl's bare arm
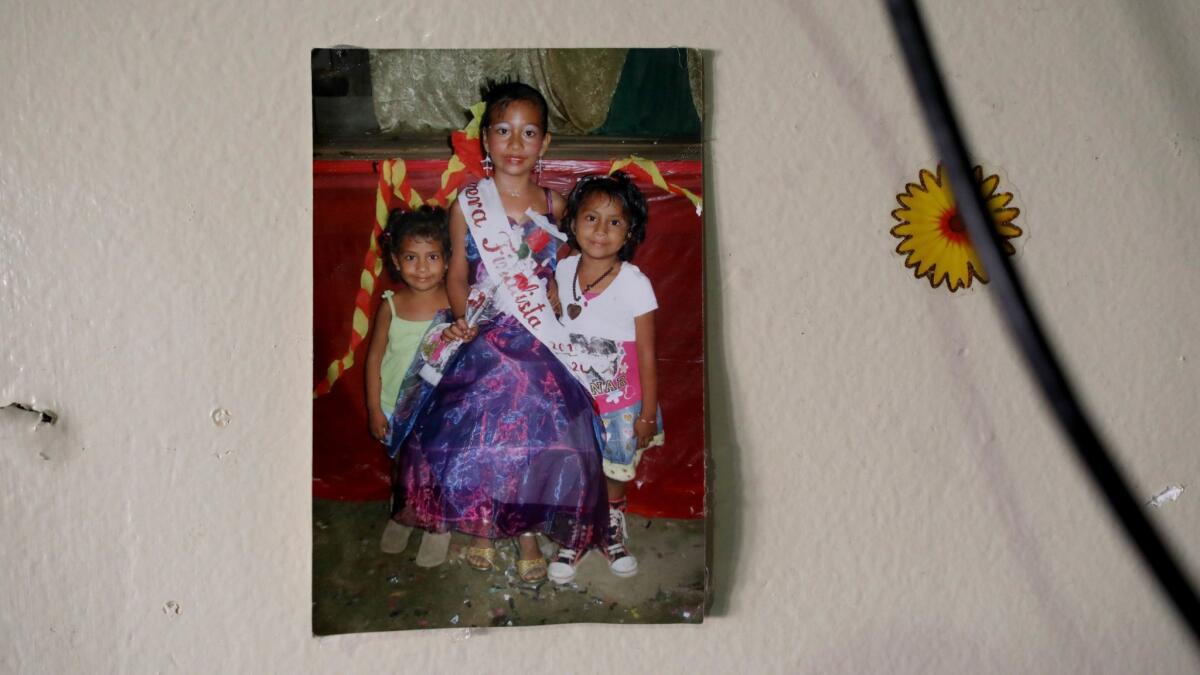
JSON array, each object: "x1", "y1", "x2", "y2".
[
  {"x1": 446, "y1": 200, "x2": 469, "y2": 318},
  {"x1": 633, "y1": 310, "x2": 658, "y2": 448},
  {"x1": 364, "y1": 301, "x2": 392, "y2": 439},
  {"x1": 443, "y1": 201, "x2": 476, "y2": 340}
]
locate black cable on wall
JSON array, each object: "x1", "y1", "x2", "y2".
[{"x1": 883, "y1": 0, "x2": 1200, "y2": 648}]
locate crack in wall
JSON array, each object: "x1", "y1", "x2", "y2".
[{"x1": 2, "y1": 402, "x2": 58, "y2": 426}]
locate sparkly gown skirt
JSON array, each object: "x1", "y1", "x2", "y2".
[{"x1": 398, "y1": 313, "x2": 608, "y2": 550}]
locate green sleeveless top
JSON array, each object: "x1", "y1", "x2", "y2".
[{"x1": 379, "y1": 291, "x2": 434, "y2": 414}]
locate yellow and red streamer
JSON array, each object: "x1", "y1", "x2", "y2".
[{"x1": 609, "y1": 156, "x2": 704, "y2": 216}]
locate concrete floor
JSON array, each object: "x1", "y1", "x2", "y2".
[{"x1": 313, "y1": 500, "x2": 707, "y2": 635}]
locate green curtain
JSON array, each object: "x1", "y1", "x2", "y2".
[
  {"x1": 367, "y1": 48, "x2": 701, "y2": 138},
  {"x1": 597, "y1": 48, "x2": 702, "y2": 138}
]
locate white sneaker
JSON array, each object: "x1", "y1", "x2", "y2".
[
  {"x1": 601, "y1": 509, "x2": 638, "y2": 578},
  {"x1": 548, "y1": 547, "x2": 583, "y2": 584}
]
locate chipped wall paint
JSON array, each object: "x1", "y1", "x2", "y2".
[
  {"x1": 1149, "y1": 486, "x2": 1186, "y2": 509},
  {"x1": 2, "y1": 0, "x2": 1200, "y2": 672}
]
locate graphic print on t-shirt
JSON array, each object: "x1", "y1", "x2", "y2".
[{"x1": 569, "y1": 332, "x2": 642, "y2": 412}]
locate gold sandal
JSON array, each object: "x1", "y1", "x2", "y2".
[
  {"x1": 516, "y1": 533, "x2": 548, "y2": 583},
  {"x1": 517, "y1": 558, "x2": 548, "y2": 582},
  {"x1": 464, "y1": 544, "x2": 496, "y2": 571}
]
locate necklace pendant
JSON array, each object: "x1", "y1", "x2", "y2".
[{"x1": 567, "y1": 304, "x2": 582, "y2": 320}]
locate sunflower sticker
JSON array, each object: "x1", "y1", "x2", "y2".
[{"x1": 891, "y1": 164, "x2": 1022, "y2": 291}]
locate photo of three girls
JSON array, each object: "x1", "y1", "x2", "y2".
[
  {"x1": 367, "y1": 81, "x2": 663, "y2": 587},
  {"x1": 313, "y1": 48, "x2": 705, "y2": 633}
]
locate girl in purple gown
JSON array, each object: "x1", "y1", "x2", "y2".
[{"x1": 395, "y1": 81, "x2": 607, "y2": 584}]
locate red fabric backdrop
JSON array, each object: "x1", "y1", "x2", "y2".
[{"x1": 313, "y1": 159, "x2": 705, "y2": 519}]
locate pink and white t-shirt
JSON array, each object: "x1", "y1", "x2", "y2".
[{"x1": 554, "y1": 255, "x2": 658, "y2": 413}]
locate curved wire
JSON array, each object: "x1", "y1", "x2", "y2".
[{"x1": 883, "y1": 0, "x2": 1200, "y2": 647}]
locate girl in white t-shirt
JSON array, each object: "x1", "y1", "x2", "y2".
[{"x1": 550, "y1": 172, "x2": 663, "y2": 582}]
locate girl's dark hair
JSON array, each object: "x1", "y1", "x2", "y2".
[
  {"x1": 561, "y1": 172, "x2": 649, "y2": 262},
  {"x1": 480, "y1": 78, "x2": 550, "y2": 132},
  {"x1": 380, "y1": 205, "x2": 451, "y2": 281}
]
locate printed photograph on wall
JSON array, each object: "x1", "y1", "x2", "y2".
[{"x1": 312, "y1": 48, "x2": 707, "y2": 634}]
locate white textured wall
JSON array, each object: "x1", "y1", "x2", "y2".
[{"x1": 3, "y1": 0, "x2": 1199, "y2": 672}]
